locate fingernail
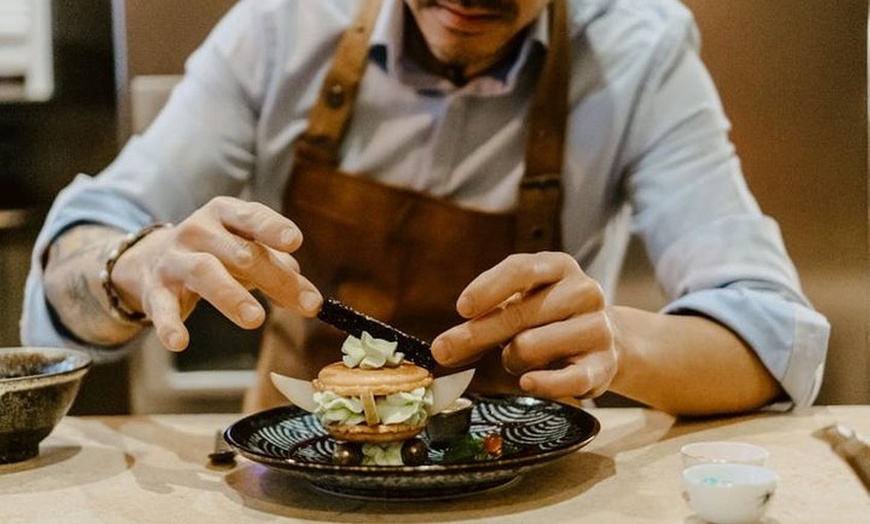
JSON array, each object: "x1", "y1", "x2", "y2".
[
  {"x1": 281, "y1": 227, "x2": 298, "y2": 247},
  {"x1": 519, "y1": 375, "x2": 536, "y2": 391},
  {"x1": 298, "y1": 290, "x2": 321, "y2": 312},
  {"x1": 431, "y1": 338, "x2": 453, "y2": 364},
  {"x1": 457, "y1": 295, "x2": 473, "y2": 317},
  {"x1": 240, "y1": 302, "x2": 262, "y2": 324},
  {"x1": 168, "y1": 331, "x2": 184, "y2": 351}
]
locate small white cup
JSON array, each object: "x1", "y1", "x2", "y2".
[
  {"x1": 681, "y1": 441, "x2": 769, "y2": 469},
  {"x1": 683, "y1": 462, "x2": 778, "y2": 524}
]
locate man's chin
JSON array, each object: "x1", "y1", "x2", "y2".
[{"x1": 421, "y1": 26, "x2": 499, "y2": 65}]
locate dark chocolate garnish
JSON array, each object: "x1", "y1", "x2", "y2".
[{"x1": 317, "y1": 298, "x2": 437, "y2": 371}]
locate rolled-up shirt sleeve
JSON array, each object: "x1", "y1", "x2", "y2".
[{"x1": 621, "y1": 9, "x2": 829, "y2": 408}]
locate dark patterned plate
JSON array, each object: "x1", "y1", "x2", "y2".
[{"x1": 224, "y1": 394, "x2": 600, "y2": 500}]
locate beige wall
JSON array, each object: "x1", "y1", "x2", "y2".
[
  {"x1": 112, "y1": 0, "x2": 237, "y2": 139},
  {"x1": 630, "y1": 0, "x2": 869, "y2": 404}
]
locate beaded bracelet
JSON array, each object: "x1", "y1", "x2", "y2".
[{"x1": 98, "y1": 223, "x2": 171, "y2": 324}]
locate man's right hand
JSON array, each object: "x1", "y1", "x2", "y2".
[{"x1": 44, "y1": 196, "x2": 322, "y2": 351}]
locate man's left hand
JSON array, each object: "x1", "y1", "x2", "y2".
[{"x1": 431, "y1": 252, "x2": 618, "y2": 399}]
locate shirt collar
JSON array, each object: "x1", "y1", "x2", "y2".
[{"x1": 369, "y1": 0, "x2": 550, "y2": 95}]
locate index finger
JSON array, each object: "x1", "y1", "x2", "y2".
[
  {"x1": 456, "y1": 252, "x2": 579, "y2": 318},
  {"x1": 209, "y1": 196, "x2": 303, "y2": 253}
]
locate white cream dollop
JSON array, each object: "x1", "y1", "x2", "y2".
[
  {"x1": 313, "y1": 387, "x2": 432, "y2": 427},
  {"x1": 312, "y1": 391, "x2": 365, "y2": 426},
  {"x1": 361, "y1": 442, "x2": 404, "y2": 466},
  {"x1": 341, "y1": 331, "x2": 404, "y2": 369}
]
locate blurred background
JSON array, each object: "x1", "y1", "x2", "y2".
[{"x1": 0, "y1": 0, "x2": 866, "y2": 414}]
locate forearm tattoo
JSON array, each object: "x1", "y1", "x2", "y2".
[{"x1": 44, "y1": 225, "x2": 142, "y2": 346}]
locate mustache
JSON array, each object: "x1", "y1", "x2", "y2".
[{"x1": 418, "y1": 0, "x2": 519, "y2": 17}]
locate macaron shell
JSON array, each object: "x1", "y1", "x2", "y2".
[
  {"x1": 325, "y1": 421, "x2": 426, "y2": 443},
  {"x1": 313, "y1": 362, "x2": 433, "y2": 396}
]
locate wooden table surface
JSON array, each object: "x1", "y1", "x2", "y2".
[{"x1": 1, "y1": 405, "x2": 868, "y2": 523}]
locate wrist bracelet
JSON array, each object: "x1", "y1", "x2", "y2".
[{"x1": 98, "y1": 223, "x2": 171, "y2": 325}]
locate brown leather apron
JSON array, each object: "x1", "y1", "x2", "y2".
[{"x1": 245, "y1": 0, "x2": 569, "y2": 411}]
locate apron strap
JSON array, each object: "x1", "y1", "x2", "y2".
[
  {"x1": 515, "y1": 0, "x2": 569, "y2": 253},
  {"x1": 296, "y1": 0, "x2": 383, "y2": 166}
]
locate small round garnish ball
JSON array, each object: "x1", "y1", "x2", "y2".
[
  {"x1": 332, "y1": 442, "x2": 363, "y2": 466},
  {"x1": 401, "y1": 438, "x2": 429, "y2": 466}
]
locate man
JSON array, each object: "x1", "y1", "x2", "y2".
[{"x1": 22, "y1": 0, "x2": 829, "y2": 416}]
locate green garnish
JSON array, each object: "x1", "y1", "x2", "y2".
[{"x1": 440, "y1": 433, "x2": 507, "y2": 463}]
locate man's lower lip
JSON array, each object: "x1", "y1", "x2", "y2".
[{"x1": 432, "y1": 5, "x2": 503, "y2": 34}]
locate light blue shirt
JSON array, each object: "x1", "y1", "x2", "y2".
[{"x1": 21, "y1": 0, "x2": 829, "y2": 408}]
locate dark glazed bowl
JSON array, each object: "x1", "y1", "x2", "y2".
[
  {"x1": 426, "y1": 397, "x2": 473, "y2": 448},
  {"x1": 0, "y1": 347, "x2": 91, "y2": 464}
]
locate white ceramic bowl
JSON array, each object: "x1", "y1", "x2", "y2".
[
  {"x1": 683, "y1": 463, "x2": 778, "y2": 524},
  {"x1": 681, "y1": 441, "x2": 769, "y2": 468}
]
